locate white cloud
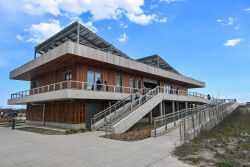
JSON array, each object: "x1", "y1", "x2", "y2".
[
  {"x1": 120, "y1": 22, "x2": 128, "y2": 28},
  {"x1": 16, "y1": 35, "x2": 23, "y2": 41},
  {"x1": 244, "y1": 8, "x2": 250, "y2": 12},
  {"x1": 108, "y1": 26, "x2": 112, "y2": 30},
  {"x1": 155, "y1": 17, "x2": 167, "y2": 23},
  {"x1": 17, "y1": 20, "x2": 62, "y2": 43},
  {"x1": 21, "y1": 0, "x2": 166, "y2": 25},
  {"x1": 224, "y1": 39, "x2": 242, "y2": 47},
  {"x1": 216, "y1": 19, "x2": 223, "y2": 23},
  {"x1": 150, "y1": 4, "x2": 158, "y2": 9},
  {"x1": 118, "y1": 33, "x2": 128, "y2": 42},
  {"x1": 235, "y1": 24, "x2": 240, "y2": 30},
  {"x1": 82, "y1": 21, "x2": 98, "y2": 33},
  {"x1": 228, "y1": 17, "x2": 234, "y2": 25},
  {"x1": 160, "y1": 0, "x2": 184, "y2": 3}
]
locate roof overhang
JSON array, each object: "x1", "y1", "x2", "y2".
[
  {"x1": 34, "y1": 22, "x2": 130, "y2": 59},
  {"x1": 137, "y1": 55, "x2": 180, "y2": 74},
  {"x1": 10, "y1": 41, "x2": 205, "y2": 88}
]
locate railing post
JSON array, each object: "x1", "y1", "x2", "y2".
[
  {"x1": 154, "y1": 120, "x2": 157, "y2": 137},
  {"x1": 60, "y1": 82, "x2": 62, "y2": 90}
]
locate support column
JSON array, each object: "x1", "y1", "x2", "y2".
[
  {"x1": 171, "y1": 101, "x2": 175, "y2": 113},
  {"x1": 160, "y1": 102, "x2": 163, "y2": 116},
  {"x1": 162, "y1": 101, "x2": 165, "y2": 115},
  {"x1": 149, "y1": 110, "x2": 153, "y2": 124},
  {"x1": 185, "y1": 102, "x2": 188, "y2": 109},
  {"x1": 176, "y1": 102, "x2": 180, "y2": 111}
]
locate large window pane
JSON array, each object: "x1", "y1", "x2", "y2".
[{"x1": 87, "y1": 71, "x2": 95, "y2": 90}]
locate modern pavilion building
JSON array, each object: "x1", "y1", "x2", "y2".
[{"x1": 8, "y1": 22, "x2": 210, "y2": 132}]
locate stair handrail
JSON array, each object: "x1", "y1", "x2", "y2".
[
  {"x1": 109, "y1": 86, "x2": 161, "y2": 125},
  {"x1": 91, "y1": 93, "x2": 134, "y2": 130}
]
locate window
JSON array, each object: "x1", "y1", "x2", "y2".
[
  {"x1": 164, "y1": 85, "x2": 171, "y2": 94},
  {"x1": 137, "y1": 80, "x2": 141, "y2": 89},
  {"x1": 63, "y1": 70, "x2": 72, "y2": 81},
  {"x1": 87, "y1": 71, "x2": 102, "y2": 90},
  {"x1": 31, "y1": 81, "x2": 38, "y2": 88},
  {"x1": 129, "y1": 79, "x2": 135, "y2": 93},
  {"x1": 115, "y1": 76, "x2": 122, "y2": 92}
]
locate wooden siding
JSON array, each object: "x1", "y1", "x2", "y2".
[
  {"x1": 26, "y1": 99, "x2": 111, "y2": 124},
  {"x1": 26, "y1": 100, "x2": 86, "y2": 124}
]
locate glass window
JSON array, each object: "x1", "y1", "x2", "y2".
[
  {"x1": 87, "y1": 71, "x2": 102, "y2": 90},
  {"x1": 129, "y1": 79, "x2": 135, "y2": 93},
  {"x1": 31, "y1": 81, "x2": 38, "y2": 88},
  {"x1": 137, "y1": 80, "x2": 141, "y2": 89},
  {"x1": 63, "y1": 70, "x2": 72, "y2": 81},
  {"x1": 115, "y1": 76, "x2": 122, "y2": 92},
  {"x1": 164, "y1": 85, "x2": 171, "y2": 94}
]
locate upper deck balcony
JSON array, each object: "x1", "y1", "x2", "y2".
[
  {"x1": 9, "y1": 22, "x2": 205, "y2": 89},
  {"x1": 8, "y1": 80, "x2": 211, "y2": 105}
]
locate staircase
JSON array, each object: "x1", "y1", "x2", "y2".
[
  {"x1": 91, "y1": 86, "x2": 214, "y2": 134},
  {"x1": 91, "y1": 87, "x2": 161, "y2": 133}
]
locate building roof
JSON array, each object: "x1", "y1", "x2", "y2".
[
  {"x1": 136, "y1": 54, "x2": 180, "y2": 74},
  {"x1": 34, "y1": 22, "x2": 180, "y2": 75},
  {"x1": 34, "y1": 22, "x2": 130, "y2": 59}
]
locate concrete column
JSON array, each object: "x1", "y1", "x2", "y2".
[
  {"x1": 160, "y1": 102, "x2": 163, "y2": 116},
  {"x1": 171, "y1": 101, "x2": 175, "y2": 113},
  {"x1": 176, "y1": 102, "x2": 180, "y2": 111},
  {"x1": 162, "y1": 101, "x2": 165, "y2": 115},
  {"x1": 149, "y1": 110, "x2": 153, "y2": 124},
  {"x1": 185, "y1": 102, "x2": 188, "y2": 109}
]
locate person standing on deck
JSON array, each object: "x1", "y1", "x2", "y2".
[{"x1": 96, "y1": 78, "x2": 102, "y2": 91}]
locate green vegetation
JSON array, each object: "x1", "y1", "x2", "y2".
[
  {"x1": 64, "y1": 129, "x2": 88, "y2": 135},
  {"x1": 102, "y1": 123, "x2": 153, "y2": 141},
  {"x1": 186, "y1": 157, "x2": 200, "y2": 165},
  {"x1": 174, "y1": 104, "x2": 250, "y2": 167}
]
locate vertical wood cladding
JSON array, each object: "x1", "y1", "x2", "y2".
[
  {"x1": 30, "y1": 62, "x2": 189, "y2": 91},
  {"x1": 26, "y1": 100, "x2": 86, "y2": 124},
  {"x1": 26, "y1": 100, "x2": 111, "y2": 124}
]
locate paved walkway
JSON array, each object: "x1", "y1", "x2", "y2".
[{"x1": 0, "y1": 126, "x2": 191, "y2": 167}]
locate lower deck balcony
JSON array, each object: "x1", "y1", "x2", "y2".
[{"x1": 8, "y1": 80, "x2": 211, "y2": 105}]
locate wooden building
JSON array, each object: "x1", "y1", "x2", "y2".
[{"x1": 8, "y1": 22, "x2": 209, "y2": 131}]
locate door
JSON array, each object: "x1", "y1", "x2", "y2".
[
  {"x1": 87, "y1": 71, "x2": 102, "y2": 90},
  {"x1": 129, "y1": 79, "x2": 135, "y2": 93},
  {"x1": 85, "y1": 103, "x2": 102, "y2": 129},
  {"x1": 87, "y1": 71, "x2": 95, "y2": 90},
  {"x1": 164, "y1": 85, "x2": 171, "y2": 94},
  {"x1": 115, "y1": 76, "x2": 122, "y2": 92},
  {"x1": 165, "y1": 102, "x2": 172, "y2": 114}
]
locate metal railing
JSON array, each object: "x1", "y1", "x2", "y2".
[
  {"x1": 179, "y1": 100, "x2": 237, "y2": 141},
  {"x1": 153, "y1": 103, "x2": 214, "y2": 137},
  {"x1": 152, "y1": 99, "x2": 237, "y2": 137},
  {"x1": 10, "y1": 80, "x2": 217, "y2": 102},
  {"x1": 91, "y1": 86, "x2": 220, "y2": 131},
  {"x1": 10, "y1": 80, "x2": 140, "y2": 99}
]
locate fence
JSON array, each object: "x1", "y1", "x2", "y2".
[{"x1": 179, "y1": 100, "x2": 238, "y2": 142}]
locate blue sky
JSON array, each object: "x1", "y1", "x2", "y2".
[{"x1": 0, "y1": 0, "x2": 250, "y2": 108}]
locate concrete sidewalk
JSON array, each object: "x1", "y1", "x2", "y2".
[{"x1": 0, "y1": 126, "x2": 191, "y2": 167}]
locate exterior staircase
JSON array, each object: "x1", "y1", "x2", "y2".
[
  {"x1": 91, "y1": 86, "x2": 213, "y2": 134},
  {"x1": 91, "y1": 87, "x2": 162, "y2": 133}
]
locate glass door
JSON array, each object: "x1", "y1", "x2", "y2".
[
  {"x1": 164, "y1": 85, "x2": 171, "y2": 94},
  {"x1": 115, "y1": 76, "x2": 122, "y2": 92},
  {"x1": 87, "y1": 71, "x2": 95, "y2": 90},
  {"x1": 87, "y1": 71, "x2": 102, "y2": 90}
]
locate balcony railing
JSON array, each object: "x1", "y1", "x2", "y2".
[{"x1": 10, "y1": 80, "x2": 214, "y2": 101}]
